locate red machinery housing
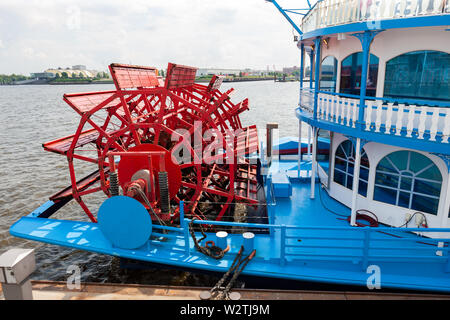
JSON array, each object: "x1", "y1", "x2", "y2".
[{"x1": 43, "y1": 63, "x2": 261, "y2": 225}]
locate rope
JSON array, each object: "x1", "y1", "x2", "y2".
[
  {"x1": 210, "y1": 245, "x2": 256, "y2": 300},
  {"x1": 188, "y1": 218, "x2": 230, "y2": 259}
]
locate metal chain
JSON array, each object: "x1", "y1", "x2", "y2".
[
  {"x1": 188, "y1": 218, "x2": 229, "y2": 259},
  {"x1": 220, "y1": 250, "x2": 255, "y2": 299},
  {"x1": 210, "y1": 245, "x2": 256, "y2": 300},
  {"x1": 211, "y1": 246, "x2": 244, "y2": 293}
]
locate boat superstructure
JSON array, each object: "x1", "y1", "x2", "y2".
[
  {"x1": 9, "y1": 0, "x2": 450, "y2": 293},
  {"x1": 283, "y1": 0, "x2": 450, "y2": 231}
]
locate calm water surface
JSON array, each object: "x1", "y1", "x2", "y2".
[{"x1": 0, "y1": 81, "x2": 301, "y2": 286}]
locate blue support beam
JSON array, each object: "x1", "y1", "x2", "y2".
[
  {"x1": 309, "y1": 48, "x2": 314, "y2": 89},
  {"x1": 284, "y1": 9, "x2": 306, "y2": 15},
  {"x1": 299, "y1": 43, "x2": 305, "y2": 105},
  {"x1": 269, "y1": 0, "x2": 303, "y2": 35},
  {"x1": 313, "y1": 37, "x2": 321, "y2": 120},
  {"x1": 351, "y1": 30, "x2": 381, "y2": 130}
]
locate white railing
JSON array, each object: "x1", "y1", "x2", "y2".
[
  {"x1": 301, "y1": 0, "x2": 450, "y2": 33},
  {"x1": 364, "y1": 100, "x2": 450, "y2": 143},
  {"x1": 317, "y1": 92, "x2": 360, "y2": 128},
  {"x1": 312, "y1": 92, "x2": 450, "y2": 143}
]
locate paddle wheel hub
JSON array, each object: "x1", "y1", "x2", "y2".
[{"x1": 43, "y1": 62, "x2": 262, "y2": 225}]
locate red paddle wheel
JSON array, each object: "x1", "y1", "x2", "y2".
[{"x1": 43, "y1": 63, "x2": 261, "y2": 225}]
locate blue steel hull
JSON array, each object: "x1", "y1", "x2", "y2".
[{"x1": 10, "y1": 171, "x2": 450, "y2": 294}]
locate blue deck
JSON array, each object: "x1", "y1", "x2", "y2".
[{"x1": 10, "y1": 159, "x2": 450, "y2": 293}]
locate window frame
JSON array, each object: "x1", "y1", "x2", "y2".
[
  {"x1": 320, "y1": 55, "x2": 338, "y2": 93},
  {"x1": 333, "y1": 140, "x2": 369, "y2": 197},
  {"x1": 373, "y1": 151, "x2": 442, "y2": 215},
  {"x1": 339, "y1": 51, "x2": 380, "y2": 97},
  {"x1": 383, "y1": 50, "x2": 450, "y2": 102}
]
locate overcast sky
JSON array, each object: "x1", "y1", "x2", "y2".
[{"x1": 0, "y1": 0, "x2": 311, "y2": 75}]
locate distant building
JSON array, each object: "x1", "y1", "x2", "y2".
[
  {"x1": 30, "y1": 72, "x2": 55, "y2": 80},
  {"x1": 196, "y1": 68, "x2": 269, "y2": 77},
  {"x1": 33, "y1": 65, "x2": 109, "y2": 78},
  {"x1": 72, "y1": 65, "x2": 87, "y2": 70},
  {"x1": 196, "y1": 68, "x2": 242, "y2": 77},
  {"x1": 282, "y1": 66, "x2": 300, "y2": 74},
  {"x1": 248, "y1": 70, "x2": 269, "y2": 76}
]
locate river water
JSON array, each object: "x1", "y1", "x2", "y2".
[{"x1": 0, "y1": 80, "x2": 301, "y2": 286}]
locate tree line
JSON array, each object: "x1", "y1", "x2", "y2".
[{"x1": 0, "y1": 74, "x2": 30, "y2": 84}]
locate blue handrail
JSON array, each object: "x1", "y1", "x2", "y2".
[
  {"x1": 182, "y1": 218, "x2": 450, "y2": 270},
  {"x1": 314, "y1": 89, "x2": 450, "y2": 107},
  {"x1": 186, "y1": 217, "x2": 450, "y2": 232},
  {"x1": 152, "y1": 224, "x2": 184, "y2": 233}
]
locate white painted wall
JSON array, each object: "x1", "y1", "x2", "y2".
[
  {"x1": 309, "y1": 25, "x2": 450, "y2": 237},
  {"x1": 319, "y1": 26, "x2": 450, "y2": 97},
  {"x1": 327, "y1": 132, "x2": 450, "y2": 236}
]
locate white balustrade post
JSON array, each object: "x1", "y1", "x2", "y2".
[
  {"x1": 443, "y1": 109, "x2": 450, "y2": 143},
  {"x1": 429, "y1": 107, "x2": 440, "y2": 141},
  {"x1": 340, "y1": 97, "x2": 346, "y2": 125},
  {"x1": 333, "y1": 96, "x2": 338, "y2": 123},
  {"x1": 326, "y1": 94, "x2": 331, "y2": 121},
  {"x1": 374, "y1": 100, "x2": 383, "y2": 133},
  {"x1": 365, "y1": 100, "x2": 373, "y2": 131},
  {"x1": 318, "y1": 93, "x2": 323, "y2": 119},
  {"x1": 335, "y1": 96, "x2": 340, "y2": 123},
  {"x1": 395, "y1": 104, "x2": 405, "y2": 136},
  {"x1": 406, "y1": 105, "x2": 416, "y2": 138},
  {"x1": 418, "y1": 106, "x2": 428, "y2": 140},
  {"x1": 345, "y1": 98, "x2": 351, "y2": 126},
  {"x1": 352, "y1": 100, "x2": 358, "y2": 128},
  {"x1": 385, "y1": 102, "x2": 394, "y2": 134}
]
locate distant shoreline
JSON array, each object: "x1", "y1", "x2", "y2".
[
  {"x1": 48, "y1": 80, "x2": 114, "y2": 85},
  {"x1": 196, "y1": 77, "x2": 277, "y2": 83},
  {"x1": 2, "y1": 76, "x2": 296, "y2": 86}
]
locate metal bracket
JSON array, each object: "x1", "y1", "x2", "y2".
[
  {"x1": 268, "y1": 0, "x2": 303, "y2": 35},
  {"x1": 344, "y1": 136, "x2": 369, "y2": 151},
  {"x1": 350, "y1": 30, "x2": 384, "y2": 49}
]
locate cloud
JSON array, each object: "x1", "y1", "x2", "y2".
[{"x1": 0, "y1": 0, "x2": 308, "y2": 75}]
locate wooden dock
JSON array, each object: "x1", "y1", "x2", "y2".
[{"x1": 1, "y1": 280, "x2": 450, "y2": 300}]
